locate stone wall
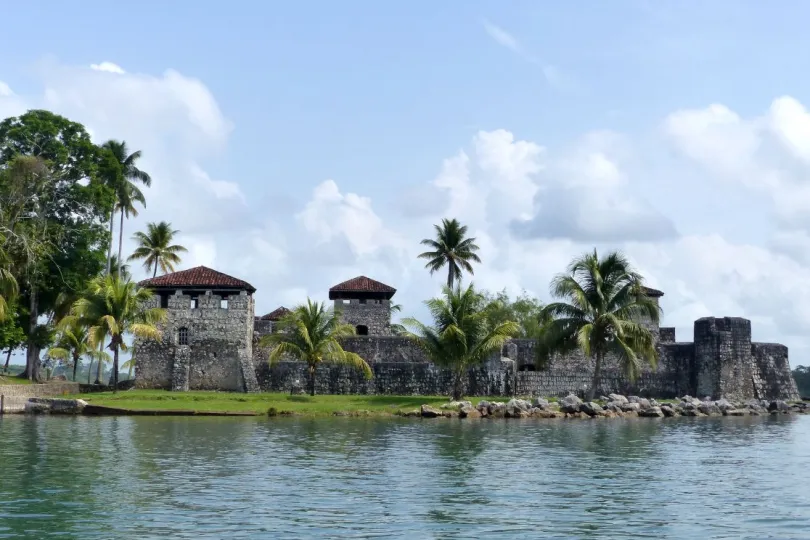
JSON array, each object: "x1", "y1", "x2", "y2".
[
  {"x1": 334, "y1": 299, "x2": 391, "y2": 336},
  {"x1": 0, "y1": 383, "x2": 81, "y2": 414},
  {"x1": 515, "y1": 369, "x2": 680, "y2": 398},
  {"x1": 751, "y1": 343, "x2": 800, "y2": 401},
  {"x1": 256, "y1": 360, "x2": 515, "y2": 396},
  {"x1": 134, "y1": 290, "x2": 259, "y2": 392}
]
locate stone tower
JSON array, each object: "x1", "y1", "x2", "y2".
[
  {"x1": 133, "y1": 266, "x2": 260, "y2": 392},
  {"x1": 329, "y1": 276, "x2": 396, "y2": 336}
]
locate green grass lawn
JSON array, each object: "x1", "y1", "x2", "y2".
[
  {"x1": 0, "y1": 375, "x2": 34, "y2": 385},
  {"x1": 68, "y1": 390, "x2": 486, "y2": 416}
]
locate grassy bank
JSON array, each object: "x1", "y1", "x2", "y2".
[
  {"x1": 68, "y1": 390, "x2": 480, "y2": 416},
  {"x1": 0, "y1": 375, "x2": 34, "y2": 385}
]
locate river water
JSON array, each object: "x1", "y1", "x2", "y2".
[{"x1": 1, "y1": 415, "x2": 809, "y2": 539}]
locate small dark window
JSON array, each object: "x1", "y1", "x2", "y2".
[
  {"x1": 190, "y1": 297, "x2": 198, "y2": 309},
  {"x1": 220, "y1": 296, "x2": 228, "y2": 309},
  {"x1": 160, "y1": 294, "x2": 169, "y2": 308},
  {"x1": 178, "y1": 327, "x2": 189, "y2": 346},
  {"x1": 356, "y1": 325, "x2": 369, "y2": 336}
]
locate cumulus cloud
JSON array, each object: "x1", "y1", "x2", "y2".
[
  {"x1": 5, "y1": 58, "x2": 810, "y2": 360},
  {"x1": 90, "y1": 61, "x2": 126, "y2": 74}
]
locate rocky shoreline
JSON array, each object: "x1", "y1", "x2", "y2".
[{"x1": 416, "y1": 394, "x2": 810, "y2": 419}]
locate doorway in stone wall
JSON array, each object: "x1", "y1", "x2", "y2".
[{"x1": 356, "y1": 325, "x2": 369, "y2": 336}]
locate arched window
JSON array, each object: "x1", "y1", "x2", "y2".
[
  {"x1": 356, "y1": 325, "x2": 369, "y2": 336},
  {"x1": 178, "y1": 327, "x2": 189, "y2": 346}
]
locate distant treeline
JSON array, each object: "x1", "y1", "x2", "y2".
[{"x1": 793, "y1": 366, "x2": 810, "y2": 398}]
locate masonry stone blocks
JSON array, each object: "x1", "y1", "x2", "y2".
[{"x1": 134, "y1": 268, "x2": 800, "y2": 401}]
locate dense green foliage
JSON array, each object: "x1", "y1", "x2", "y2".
[
  {"x1": 260, "y1": 299, "x2": 372, "y2": 396},
  {"x1": 538, "y1": 249, "x2": 661, "y2": 400},
  {"x1": 404, "y1": 284, "x2": 520, "y2": 400},
  {"x1": 0, "y1": 109, "x2": 186, "y2": 383},
  {"x1": 793, "y1": 366, "x2": 810, "y2": 397},
  {"x1": 481, "y1": 289, "x2": 548, "y2": 338}
]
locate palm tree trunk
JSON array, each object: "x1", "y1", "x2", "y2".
[
  {"x1": 20, "y1": 287, "x2": 40, "y2": 381},
  {"x1": 117, "y1": 209, "x2": 125, "y2": 276},
  {"x1": 106, "y1": 211, "x2": 115, "y2": 275},
  {"x1": 94, "y1": 341, "x2": 104, "y2": 385},
  {"x1": 587, "y1": 351, "x2": 604, "y2": 401},
  {"x1": 309, "y1": 365, "x2": 316, "y2": 396},
  {"x1": 447, "y1": 265, "x2": 453, "y2": 289},
  {"x1": 452, "y1": 367, "x2": 464, "y2": 401},
  {"x1": 72, "y1": 353, "x2": 79, "y2": 381},
  {"x1": 153, "y1": 260, "x2": 158, "y2": 278},
  {"x1": 128, "y1": 359, "x2": 134, "y2": 379},
  {"x1": 3, "y1": 349, "x2": 11, "y2": 374},
  {"x1": 111, "y1": 345, "x2": 119, "y2": 393},
  {"x1": 87, "y1": 358, "x2": 93, "y2": 384}
]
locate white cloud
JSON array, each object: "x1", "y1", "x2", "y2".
[
  {"x1": 0, "y1": 81, "x2": 12, "y2": 96},
  {"x1": 6, "y1": 58, "x2": 810, "y2": 362},
  {"x1": 482, "y1": 20, "x2": 521, "y2": 53},
  {"x1": 90, "y1": 61, "x2": 126, "y2": 74}
]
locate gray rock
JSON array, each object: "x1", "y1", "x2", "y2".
[
  {"x1": 25, "y1": 398, "x2": 88, "y2": 415},
  {"x1": 608, "y1": 393, "x2": 628, "y2": 404},
  {"x1": 580, "y1": 402, "x2": 602, "y2": 417},
  {"x1": 559, "y1": 394, "x2": 583, "y2": 413},
  {"x1": 660, "y1": 405, "x2": 678, "y2": 417},
  {"x1": 715, "y1": 398, "x2": 735, "y2": 412},
  {"x1": 441, "y1": 400, "x2": 472, "y2": 410},
  {"x1": 606, "y1": 402, "x2": 623, "y2": 413},
  {"x1": 459, "y1": 406, "x2": 482, "y2": 419},
  {"x1": 24, "y1": 402, "x2": 50, "y2": 414},
  {"x1": 489, "y1": 402, "x2": 507, "y2": 418},
  {"x1": 477, "y1": 400, "x2": 491, "y2": 411},
  {"x1": 638, "y1": 406, "x2": 664, "y2": 418},
  {"x1": 680, "y1": 396, "x2": 702, "y2": 407},
  {"x1": 637, "y1": 398, "x2": 651, "y2": 410},
  {"x1": 698, "y1": 402, "x2": 722, "y2": 416},
  {"x1": 507, "y1": 398, "x2": 531, "y2": 412},
  {"x1": 620, "y1": 402, "x2": 641, "y2": 412},
  {"x1": 530, "y1": 408, "x2": 558, "y2": 418},
  {"x1": 420, "y1": 405, "x2": 442, "y2": 418},
  {"x1": 725, "y1": 409, "x2": 747, "y2": 416},
  {"x1": 531, "y1": 397, "x2": 549, "y2": 409},
  {"x1": 768, "y1": 400, "x2": 791, "y2": 413},
  {"x1": 628, "y1": 396, "x2": 642, "y2": 403}
]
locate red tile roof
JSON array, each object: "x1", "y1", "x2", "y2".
[
  {"x1": 261, "y1": 306, "x2": 291, "y2": 321},
  {"x1": 138, "y1": 266, "x2": 256, "y2": 292},
  {"x1": 329, "y1": 276, "x2": 396, "y2": 297}
]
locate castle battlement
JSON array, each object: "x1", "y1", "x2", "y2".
[{"x1": 133, "y1": 268, "x2": 799, "y2": 401}]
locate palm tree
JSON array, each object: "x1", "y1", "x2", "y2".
[
  {"x1": 537, "y1": 249, "x2": 661, "y2": 401},
  {"x1": 100, "y1": 140, "x2": 151, "y2": 276},
  {"x1": 69, "y1": 275, "x2": 165, "y2": 392},
  {"x1": 47, "y1": 320, "x2": 91, "y2": 381},
  {"x1": 86, "y1": 347, "x2": 112, "y2": 385},
  {"x1": 260, "y1": 299, "x2": 372, "y2": 396},
  {"x1": 108, "y1": 254, "x2": 131, "y2": 282},
  {"x1": 418, "y1": 218, "x2": 481, "y2": 288},
  {"x1": 122, "y1": 357, "x2": 136, "y2": 380},
  {"x1": 128, "y1": 221, "x2": 187, "y2": 277},
  {"x1": 404, "y1": 283, "x2": 519, "y2": 400}
]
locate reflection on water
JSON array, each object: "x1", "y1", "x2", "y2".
[{"x1": 1, "y1": 415, "x2": 809, "y2": 539}]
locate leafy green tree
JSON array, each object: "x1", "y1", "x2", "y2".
[
  {"x1": 793, "y1": 366, "x2": 810, "y2": 397},
  {"x1": 69, "y1": 275, "x2": 165, "y2": 391},
  {"x1": 128, "y1": 221, "x2": 187, "y2": 277},
  {"x1": 418, "y1": 218, "x2": 481, "y2": 288},
  {"x1": 47, "y1": 320, "x2": 92, "y2": 381},
  {"x1": 0, "y1": 299, "x2": 25, "y2": 373},
  {"x1": 481, "y1": 289, "x2": 550, "y2": 338},
  {"x1": 404, "y1": 283, "x2": 520, "y2": 400},
  {"x1": 99, "y1": 140, "x2": 151, "y2": 276},
  {"x1": 260, "y1": 299, "x2": 372, "y2": 396},
  {"x1": 108, "y1": 254, "x2": 131, "y2": 282},
  {"x1": 0, "y1": 111, "x2": 115, "y2": 380},
  {"x1": 538, "y1": 249, "x2": 660, "y2": 401}
]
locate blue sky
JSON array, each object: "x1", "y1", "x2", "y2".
[{"x1": 3, "y1": 1, "x2": 810, "y2": 361}]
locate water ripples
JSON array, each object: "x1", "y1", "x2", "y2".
[{"x1": 1, "y1": 415, "x2": 809, "y2": 538}]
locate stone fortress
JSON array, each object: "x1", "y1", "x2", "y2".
[{"x1": 133, "y1": 266, "x2": 801, "y2": 402}]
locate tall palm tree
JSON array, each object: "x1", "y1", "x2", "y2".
[
  {"x1": 128, "y1": 221, "x2": 187, "y2": 277},
  {"x1": 69, "y1": 275, "x2": 165, "y2": 392},
  {"x1": 404, "y1": 283, "x2": 519, "y2": 400},
  {"x1": 100, "y1": 140, "x2": 151, "y2": 276},
  {"x1": 108, "y1": 254, "x2": 131, "y2": 282},
  {"x1": 47, "y1": 320, "x2": 91, "y2": 381},
  {"x1": 260, "y1": 299, "x2": 372, "y2": 396},
  {"x1": 122, "y1": 356, "x2": 136, "y2": 380},
  {"x1": 418, "y1": 218, "x2": 481, "y2": 288},
  {"x1": 538, "y1": 249, "x2": 661, "y2": 401}
]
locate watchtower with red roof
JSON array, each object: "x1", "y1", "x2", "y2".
[
  {"x1": 134, "y1": 265, "x2": 260, "y2": 392},
  {"x1": 329, "y1": 276, "x2": 396, "y2": 336}
]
